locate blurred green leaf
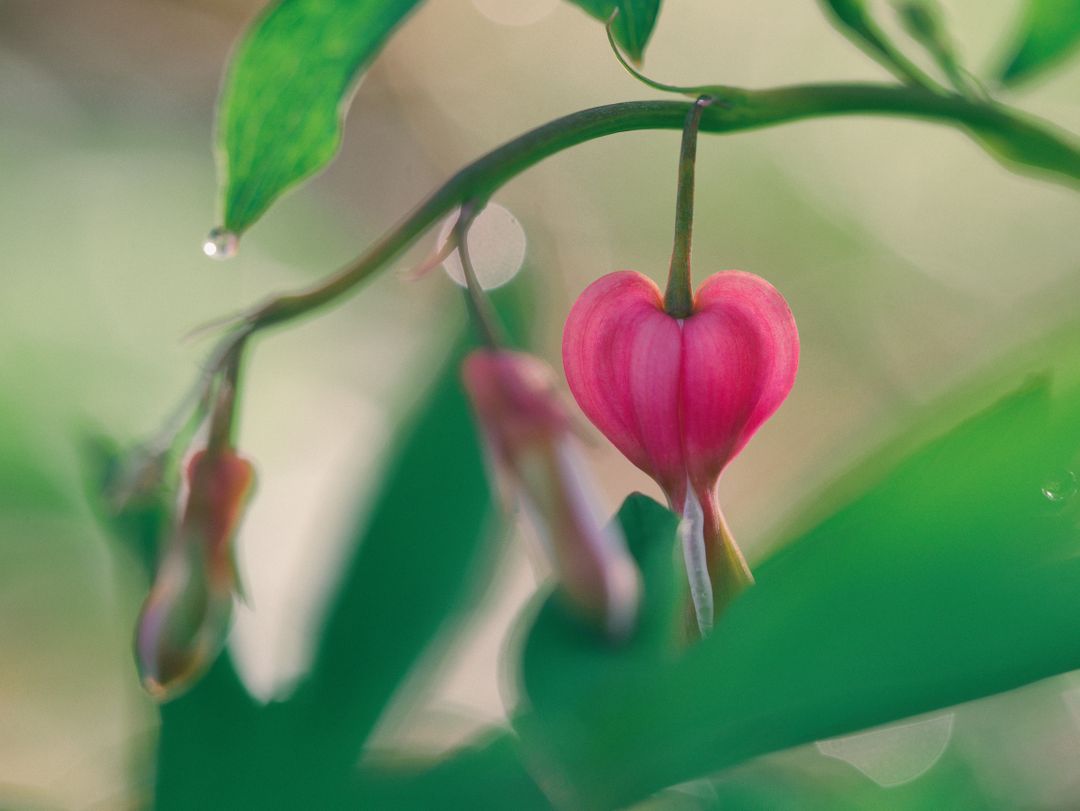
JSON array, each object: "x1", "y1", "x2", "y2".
[
  {"x1": 357, "y1": 731, "x2": 550, "y2": 810},
  {"x1": 217, "y1": 0, "x2": 425, "y2": 234},
  {"x1": 998, "y1": 0, "x2": 1080, "y2": 86},
  {"x1": 153, "y1": 280, "x2": 532, "y2": 807},
  {"x1": 896, "y1": 1, "x2": 978, "y2": 97},
  {"x1": 82, "y1": 434, "x2": 171, "y2": 575},
  {"x1": 284, "y1": 284, "x2": 531, "y2": 775},
  {"x1": 817, "y1": 0, "x2": 940, "y2": 88},
  {"x1": 153, "y1": 344, "x2": 499, "y2": 807},
  {"x1": 521, "y1": 493, "x2": 682, "y2": 713},
  {"x1": 567, "y1": 0, "x2": 662, "y2": 64},
  {"x1": 514, "y1": 373, "x2": 1080, "y2": 809},
  {"x1": 154, "y1": 654, "x2": 263, "y2": 810},
  {"x1": 283, "y1": 336, "x2": 502, "y2": 774},
  {"x1": 687, "y1": 743, "x2": 987, "y2": 811}
]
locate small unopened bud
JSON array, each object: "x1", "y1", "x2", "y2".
[
  {"x1": 135, "y1": 449, "x2": 254, "y2": 700},
  {"x1": 462, "y1": 349, "x2": 640, "y2": 639}
]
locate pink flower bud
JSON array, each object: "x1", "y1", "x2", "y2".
[
  {"x1": 135, "y1": 449, "x2": 254, "y2": 700},
  {"x1": 462, "y1": 349, "x2": 641, "y2": 639},
  {"x1": 562, "y1": 270, "x2": 798, "y2": 626}
]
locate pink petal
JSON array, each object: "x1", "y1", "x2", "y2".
[
  {"x1": 462, "y1": 349, "x2": 640, "y2": 638},
  {"x1": 562, "y1": 271, "x2": 687, "y2": 507},
  {"x1": 681, "y1": 271, "x2": 799, "y2": 490}
]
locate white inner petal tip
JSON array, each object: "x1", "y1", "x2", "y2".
[{"x1": 680, "y1": 484, "x2": 714, "y2": 637}]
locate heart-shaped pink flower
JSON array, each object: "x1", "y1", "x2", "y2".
[{"x1": 562, "y1": 269, "x2": 798, "y2": 626}]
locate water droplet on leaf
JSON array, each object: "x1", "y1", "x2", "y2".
[
  {"x1": 1041, "y1": 470, "x2": 1078, "y2": 503},
  {"x1": 203, "y1": 227, "x2": 239, "y2": 260}
]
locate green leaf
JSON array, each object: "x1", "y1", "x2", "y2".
[
  {"x1": 357, "y1": 731, "x2": 550, "y2": 810},
  {"x1": 280, "y1": 282, "x2": 533, "y2": 783},
  {"x1": 82, "y1": 434, "x2": 171, "y2": 575},
  {"x1": 520, "y1": 493, "x2": 682, "y2": 712},
  {"x1": 284, "y1": 338, "x2": 502, "y2": 773},
  {"x1": 153, "y1": 347, "x2": 499, "y2": 808},
  {"x1": 896, "y1": 1, "x2": 978, "y2": 98},
  {"x1": 818, "y1": 0, "x2": 941, "y2": 89},
  {"x1": 153, "y1": 281, "x2": 533, "y2": 808},
  {"x1": 217, "y1": 0, "x2": 425, "y2": 235},
  {"x1": 997, "y1": 0, "x2": 1080, "y2": 85},
  {"x1": 567, "y1": 0, "x2": 662, "y2": 64},
  {"x1": 514, "y1": 373, "x2": 1080, "y2": 809},
  {"x1": 153, "y1": 654, "x2": 263, "y2": 810}
]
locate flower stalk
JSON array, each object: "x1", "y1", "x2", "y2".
[
  {"x1": 663, "y1": 96, "x2": 712, "y2": 319},
  {"x1": 453, "y1": 204, "x2": 506, "y2": 350}
]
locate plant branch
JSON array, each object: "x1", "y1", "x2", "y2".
[
  {"x1": 453, "y1": 203, "x2": 507, "y2": 349},
  {"x1": 241, "y1": 85, "x2": 1079, "y2": 334},
  {"x1": 185, "y1": 82, "x2": 1079, "y2": 393}
]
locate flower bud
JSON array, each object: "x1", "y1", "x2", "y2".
[
  {"x1": 462, "y1": 349, "x2": 640, "y2": 639},
  {"x1": 135, "y1": 449, "x2": 254, "y2": 700}
]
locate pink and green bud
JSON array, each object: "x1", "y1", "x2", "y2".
[
  {"x1": 135, "y1": 449, "x2": 254, "y2": 700},
  {"x1": 562, "y1": 270, "x2": 798, "y2": 628},
  {"x1": 462, "y1": 349, "x2": 641, "y2": 639}
]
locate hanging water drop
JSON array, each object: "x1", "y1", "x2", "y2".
[
  {"x1": 1041, "y1": 470, "x2": 1078, "y2": 503},
  {"x1": 203, "y1": 227, "x2": 239, "y2": 260}
]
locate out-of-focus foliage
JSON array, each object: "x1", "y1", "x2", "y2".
[
  {"x1": 816, "y1": 0, "x2": 937, "y2": 86},
  {"x1": 895, "y1": 0, "x2": 974, "y2": 96},
  {"x1": 153, "y1": 286, "x2": 529, "y2": 809},
  {"x1": 565, "y1": 0, "x2": 663, "y2": 64},
  {"x1": 6, "y1": 0, "x2": 1080, "y2": 807},
  {"x1": 998, "y1": 0, "x2": 1080, "y2": 85},
  {"x1": 83, "y1": 436, "x2": 171, "y2": 576},
  {"x1": 521, "y1": 493, "x2": 684, "y2": 715},
  {"x1": 217, "y1": 0, "x2": 424, "y2": 234},
  {"x1": 513, "y1": 371, "x2": 1080, "y2": 808}
]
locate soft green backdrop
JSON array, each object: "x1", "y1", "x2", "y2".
[{"x1": 2, "y1": 0, "x2": 1079, "y2": 808}]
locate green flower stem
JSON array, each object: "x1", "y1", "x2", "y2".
[
  {"x1": 243, "y1": 85, "x2": 1079, "y2": 334},
  {"x1": 663, "y1": 97, "x2": 711, "y2": 319},
  {"x1": 187, "y1": 83, "x2": 1079, "y2": 395},
  {"x1": 206, "y1": 337, "x2": 247, "y2": 455}
]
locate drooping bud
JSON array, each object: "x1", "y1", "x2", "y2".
[
  {"x1": 462, "y1": 349, "x2": 641, "y2": 639},
  {"x1": 135, "y1": 449, "x2": 254, "y2": 700},
  {"x1": 562, "y1": 269, "x2": 798, "y2": 629}
]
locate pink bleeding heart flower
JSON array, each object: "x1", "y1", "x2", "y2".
[
  {"x1": 135, "y1": 448, "x2": 254, "y2": 700},
  {"x1": 562, "y1": 269, "x2": 798, "y2": 629},
  {"x1": 462, "y1": 349, "x2": 641, "y2": 639}
]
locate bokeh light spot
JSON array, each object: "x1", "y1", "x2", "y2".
[
  {"x1": 439, "y1": 203, "x2": 527, "y2": 291},
  {"x1": 815, "y1": 713, "x2": 955, "y2": 787}
]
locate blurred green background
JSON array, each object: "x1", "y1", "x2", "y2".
[{"x1": 2, "y1": 0, "x2": 1080, "y2": 808}]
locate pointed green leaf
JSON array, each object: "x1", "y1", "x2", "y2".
[
  {"x1": 998, "y1": 0, "x2": 1080, "y2": 85},
  {"x1": 567, "y1": 0, "x2": 662, "y2": 64},
  {"x1": 217, "y1": 0, "x2": 425, "y2": 234},
  {"x1": 818, "y1": 0, "x2": 940, "y2": 88}
]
